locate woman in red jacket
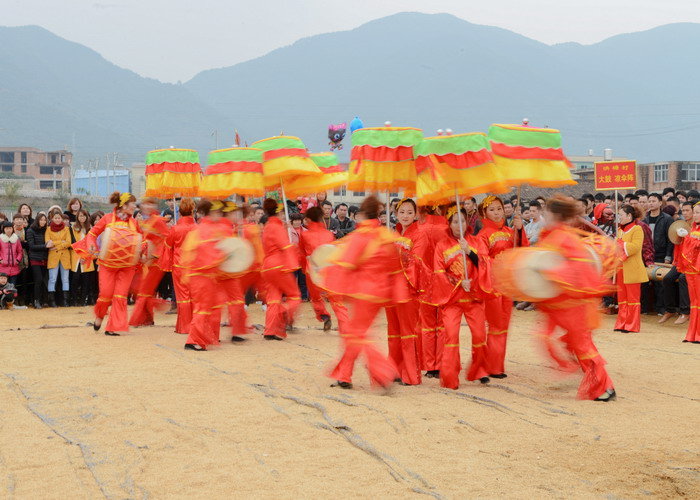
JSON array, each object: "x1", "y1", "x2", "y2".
[
  {"x1": 387, "y1": 199, "x2": 429, "y2": 385},
  {"x1": 476, "y1": 196, "x2": 528, "y2": 379},
  {"x1": 432, "y1": 205, "x2": 492, "y2": 390},
  {"x1": 261, "y1": 198, "x2": 301, "y2": 340},
  {"x1": 160, "y1": 198, "x2": 197, "y2": 335},
  {"x1": 320, "y1": 195, "x2": 405, "y2": 390},
  {"x1": 674, "y1": 202, "x2": 700, "y2": 343},
  {"x1": 80, "y1": 192, "x2": 143, "y2": 336},
  {"x1": 534, "y1": 196, "x2": 616, "y2": 401},
  {"x1": 299, "y1": 206, "x2": 349, "y2": 332}
]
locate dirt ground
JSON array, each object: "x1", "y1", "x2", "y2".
[{"x1": 0, "y1": 302, "x2": 698, "y2": 499}]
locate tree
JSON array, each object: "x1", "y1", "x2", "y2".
[{"x1": 3, "y1": 181, "x2": 22, "y2": 209}]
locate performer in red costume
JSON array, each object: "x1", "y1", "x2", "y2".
[
  {"x1": 129, "y1": 197, "x2": 170, "y2": 327},
  {"x1": 535, "y1": 196, "x2": 616, "y2": 401},
  {"x1": 299, "y1": 206, "x2": 349, "y2": 332},
  {"x1": 321, "y1": 196, "x2": 405, "y2": 390},
  {"x1": 79, "y1": 192, "x2": 143, "y2": 336},
  {"x1": 476, "y1": 196, "x2": 528, "y2": 378},
  {"x1": 261, "y1": 198, "x2": 301, "y2": 341},
  {"x1": 235, "y1": 204, "x2": 265, "y2": 333},
  {"x1": 417, "y1": 205, "x2": 448, "y2": 378},
  {"x1": 181, "y1": 200, "x2": 230, "y2": 351},
  {"x1": 386, "y1": 199, "x2": 429, "y2": 385},
  {"x1": 160, "y1": 198, "x2": 197, "y2": 335},
  {"x1": 432, "y1": 205, "x2": 492, "y2": 390},
  {"x1": 675, "y1": 202, "x2": 700, "y2": 343}
]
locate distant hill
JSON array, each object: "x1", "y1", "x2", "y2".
[{"x1": 2, "y1": 14, "x2": 700, "y2": 167}]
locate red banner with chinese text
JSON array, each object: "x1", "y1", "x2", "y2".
[{"x1": 594, "y1": 160, "x2": 637, "y2": 191}]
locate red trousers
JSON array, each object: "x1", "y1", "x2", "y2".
[
  {"x1": 329, "y1": 298, "x2": 397, "y2": 387},
  {"x1": 615, "y1": 273, "x2": 641, "y2": 332},
  {"x1": 685, "y1": 273, "x2": 700, "y2": 342},
  {"x1": 129, "y1": 264, "x2": 165, "y2": 327},
  {"x1": 538, "y1": 316, "x2": 579, "y2": 373},
  {"x1": 386, "y1": 300, "x2": 422, "y2": 385},
  {"x1": 308, "y1": 280, "x2": 349, "y2": 331},
  {"x1": 262, "y1": 269, "x2": 301, "y2": 338},
  {"x1": 95, "y1": 266, "x2": 137, "y2": 333},
  {"x1": 219, "y1": 277, "x2": 247, "y2": 336},
  {"x1": 440, "y1": 300, "x2": 489, "y2": 390},
  {"x1": 185, "y1": 274, "x2": 220, "y2": 348},
  {"x1": 172, "y1": 266, "x2": 192, "y2": 334},
  {"x1": 540, "y1": 304, "x2": 614, "y2": 400},
  {"x1": 419, "y1": 302, "x2": 444, "y2": 371},
  {"x1": 485, "y1": 295, "x2": 513, "y2": 375}
]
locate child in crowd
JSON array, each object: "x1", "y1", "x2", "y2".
[{"x1": 0, "y1": 272, "x2": 18, "y2": 309}]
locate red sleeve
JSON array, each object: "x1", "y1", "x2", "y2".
[{"x1": 334, "y1": 231, "x2": 369, "y2": 270}]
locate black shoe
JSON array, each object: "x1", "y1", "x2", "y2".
[
  {"x1": 489, "y1": 373, "x2": 507, "y2": 379},
  {"x1": 331, "y1": 381, "x2": 353, "y2": 389},
  {"x1": 104, "y1": 331, "x2": 120, "y2": 336},
  {"x1": 184, "y1": 343, "x2": 206, "y2": 351},
  {"x1": 594, "y1": 389, "x2": 617, "y2": 402},
  {"x1": 479, "y1": 377, "x2": 490, "y2": 384},
  {"x1": 62, "y1": 292, "x2": 70, "y2": 307},
  {"x1": 321, "y1": 315, "x2": 332, "y2": 331},
  {"x1": 231, "y1": 336, "x2": 246, "y2": 342},
  {"x1": 33, "y1": 300, "x2": 42, "y2": 310},
  {"x1": 425, "y1": 370, "x2": 440, "y2": 378},
  {"x1": 264, "y1": 335, "x2": 284, "y2": 341},
  {"x1": 48, "y1": 292, "x2": 57, "y2": 308}
]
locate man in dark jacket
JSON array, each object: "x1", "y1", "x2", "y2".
[
  {"x1": 321, "y1": 200, "x2": 340, "y2": 237},
  {"x1": 334, "y1": 203, "x2": 355, "y2": 239},
  {"x1": 642, "y1": 193, "x2": 674, "y2": 314}
]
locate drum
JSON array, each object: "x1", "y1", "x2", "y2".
[
  {"x1": 98, "y1": 225, "x2": 142, "y2": 268},
  {"x1": 493, "y1": 247, "x2": 564, "y2": 302},
  {"x1": 581, "y1": 233, "x2": 620, "y2": 278},
  {"x1": 308, "y1": 244, "x2": 339, "y2": 286},
  {"x1": 217, "y1": 237, "x2": 254, "y2": 275},
  {"x1": 647, "y1": 263, "x2": 672, "y2": 282}
]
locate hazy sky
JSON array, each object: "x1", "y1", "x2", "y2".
[{"x1": 5, "y1": 0, "x2": 700, "y2": 82}]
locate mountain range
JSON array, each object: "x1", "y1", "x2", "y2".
[{"x1": 1, "y1": 12, "x2": 700, "y2": 167}]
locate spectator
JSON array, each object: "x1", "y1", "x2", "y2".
[
  {"x1": 687, "y1": 190, "x2": 700, "y2": 203},
  {"x1": 11, "y1": 213, "x2": 29, "y2": 306},
  {"x1": 667, "y1": 196, "x2": 681, "y2": 216},
  {"x1": 643, "y1": 193, "x2": 674, "y2": 315},
  {"x1": 71, "y1": 209, "x2": 95, "y2": 307},
  {"x1": 525, "y1": 200, "x2": 545, "y2": 243},
  {"x1": 379, "y1": 211, "x2": 388, "y2": 226},
  {"x1": 676, "y1": 191, "x2": 688, "y2": 203},
  {"x1": 594, "y1": 193, "x2": 606, "y2": 204},
  {"x1": 614, "y1": 204, "x2": 648, "y2": 333},
  {"x1": 321, "y1": 200, "x2": 340, "y2": 236},
  {"x1": 635, "y1": 191, "x2": 649, "y2": 215},
  {"x1": 463, "y1": 196, "x2": 482, "y2": 236},
  {"x1": 680, "y1": 200, "x2": 694, "y2": 221},
  {"x1": 316, "y1": 191, "x2": 328, "y2": 206},
  {"x1": 46, "y1": 210, "x2": 72, "y2": 308},
  {"x1": 0, "y1": 213, "x2": 6, "y2": 222},
  {"x1": 162, "y1": 198, "x2": 180, "y2": 219},
  {"x1": 18, "y1": 204, "x2": 34, "y2": 227},
  {"x1": 503, "y1": 200, "x2": 515, "y2": 227},
  {"x1": 0, "y1": 221, "x2": 23, "y2": 286},
  {"x1": 662, "y1": 187, "x2": 676, "y2": 201},
  {"x1": 162, "y1": 209, "x2": 175, "y2": 225},
  {"x1": 663, "y1": 205, "x2": 678, "y2": 220},
  {"x1": 252, "y1": 206, "x2": 265, "y2": 225},
  {"x1": 582, "y1": 193, "x2": 595, "y2": 219},
  {"x1": 26, "y1": 213, "x2": 48, "y2": 309},
  {"x1": 64, "y1": 198, "x2": 83, "y2": 223},
  {"x1": 348, "y1": 205, "x2": 359, "y2": 221},
  {"x1": 0, "y1": 272, "x2": 18, "y2": 309},
  {"x1": 335, "y1": 203, "x2": 355, "y2": 238}
]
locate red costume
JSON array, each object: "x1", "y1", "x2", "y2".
[
  {"x1": 321, "y1": 219, "x2": 406, "y2": 387},
  {"x1": 160, "y1": 215, "x2": 197, "y2": 334},
  {"x1": 418, "y1": 214, "x2": 448, "y2": 373},
  {"x1": 432, "y1": 229, "x2": 492, "y2": 389},
  {"x1": 261, "y1": 216, "x2": 301, "y2": 338},
  {"x1": 84, "y1": 212, "x2": 143, "y2": 333},
  {"x1": 129, "y1": 213, "x2": 170, "y2": 327},
  {"x1": 536, "y1": 224, "x2": 615, "y2": 400},
  {"x1": 298, "y1": 221, "x2": 349, "y2": 331},
  {"x1": 386, "y1": 221, "x2": 429, "y2": 385},
  {"x1": 181, "y1": 217, "x2": 230, "y2": 349},
  {"x1": 232, "y1": 222, "x2": 265, "y2": 334},
  {"x1": 675, "y1": 223, "x2": 700, "y2": 343},
  {"x1": 476, "y1": 217, "x2": 528, "y2": 376}
]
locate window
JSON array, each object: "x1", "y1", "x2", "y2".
[
  {"x1": 20, "y1": 152, "x2": 27, "y2": 163},
  {"x1": 60, "y1": 154, "x2": 65, "y2": 163},
  {"x1": 682, "y1": 163, "x2": 700, "y2": 182},
  {"x1": 39, "y1": 180, "x2": 62, "y2": 190},
  {"x1": 21, "y1": 165, "x2": 26, "y2": 173},
  {"x1": 1, "y1": 164, "x2": 12, "y2": 172},
  {"x1": 654, "y1": 164, "x2": 668, "y2": 183},
  {"x1": 50, "y1": 154, "x2": 57, "y2": 164},
  {"x1": 40, "y1": 166, "x2": 62, "y2": 175},
  {"x1": 0, "y1": 152, "x2": 14, "y2": 163},
  {"x1": 334, "y1": 186, "x2": 347, "y2": 196},
  {"x1": 353, "y1": 191, "x2": 365, "y2": 197}
]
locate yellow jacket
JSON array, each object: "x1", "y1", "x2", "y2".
[
  {"x1": 46, "y1": 225, "x2": 73, "y2": 270},
  {"x1": 617, "y1": 224, "x2": 649, "y2": 284},
  {"x1": 71, "y1": 227, "x2": 95, "y2": 272}
]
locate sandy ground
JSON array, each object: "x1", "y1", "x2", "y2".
[{"x1": 0, "y1": 302, "x2": 698, "y2": 499}]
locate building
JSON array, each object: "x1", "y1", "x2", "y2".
[
  {"x1": 636, "y1": 161, "x2": 700, "y2": 192},
  {"x1": 73, "y1": 169, "x2": 130, "y2": 197},
  {"x1": 569, "y1": 153, "x2": 630, "y2": 183},
  {"x1": 128, "y1": 163, "x2": 147, "y2": 198},
  {"x1": 0, "y1": 147, "x2": 72, "y2": 191}
]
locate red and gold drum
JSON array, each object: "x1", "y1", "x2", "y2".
[
  {"x1": 98, "y1": 224, "x2": 143, "y2": 268},
  {"x1": 493, "y1": 247, "x2": 564, "y2": 302}
]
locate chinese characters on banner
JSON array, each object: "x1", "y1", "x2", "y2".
[{"x1": 594, "y1": 160, "x2": 637, "y2": 191}]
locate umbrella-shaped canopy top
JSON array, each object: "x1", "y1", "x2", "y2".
[
  {"x1": 145, "y1": 148, "x2": 201, "y2": 198},
  {"x1": 348, "y1": 126, "x2": 423, "y2": 195},
  {"x1": 198, "y1": 147, "x2": 265, "y2": 199},
  {"x1": 488, "y1": 124, "x2": 575, "y2": 188},
  {"x1": 284, "y1": 152, "x2": 347, "y2": 198},
  {"x1": 252, "y1": 136, "x2": 322, "y2": 190},
  {"x1": 415, "y1": 132, "x2": 507, "y2": 205}
]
